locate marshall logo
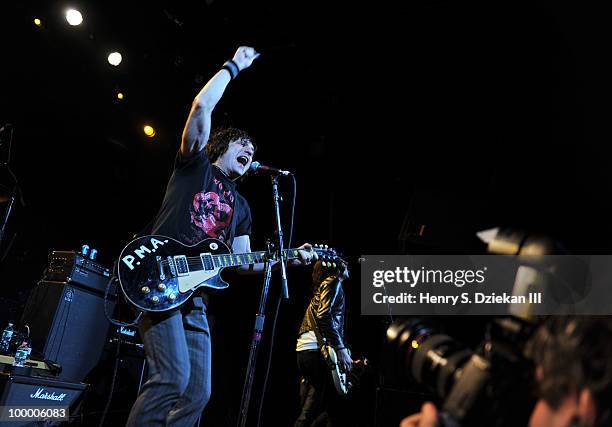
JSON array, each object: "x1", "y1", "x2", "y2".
[
  {"x1": 120, "y1": 326, "x2": 136, "y2": 337},
  {"x1": 30, "y1": 387, "x2": 67, "y2": 401}
]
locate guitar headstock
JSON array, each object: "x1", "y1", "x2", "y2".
[{"x1": 312, "y1": 243, "x2": 345, "y2": 270}]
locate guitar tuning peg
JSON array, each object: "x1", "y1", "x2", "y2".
[
  {"x1": 331, "y1": 262, "x2": 337, "y2": 268},
  {"x1": 321, "y1": 261, "x2": 328, "y2": 268},
  {"x1": 324, "y1": 244, "x2": 329, "y2": 249}
]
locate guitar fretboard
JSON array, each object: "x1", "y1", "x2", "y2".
[
  {"x1": 211, "y1": 249, "x2": 302, "y2": 268},
  {"x1": 160, "y1": 245, "x2": 336, "y2": 275},
  {"x1": 162, "y1": 248, "x2": 307, "y2": 272}
]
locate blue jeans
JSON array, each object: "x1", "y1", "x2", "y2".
[{"x1": 126, "y1": 297, "x2": 211, "y2": 427}]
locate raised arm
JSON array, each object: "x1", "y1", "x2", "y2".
[{"x1": 180, "y1": 46, "x2": 260, "y2": 158}]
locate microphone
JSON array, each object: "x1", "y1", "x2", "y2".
[{"x1": 249, "y1": 161, "x2": 292, "y2": 176}]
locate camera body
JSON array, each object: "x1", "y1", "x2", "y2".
[{"x1": 384, "y1": 316, "x2": 537, "y2": 427}]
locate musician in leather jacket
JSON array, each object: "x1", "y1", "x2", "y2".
[{"x1": 295, "y1": 260, "x2": 352, "y2": 427}]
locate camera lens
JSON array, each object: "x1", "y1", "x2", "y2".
[
  {"x1": 385, "y1": 318, "x2": 473, "y2": 398},
  {"x1": 385, "y1": 317, "x2": 535, "y2": 427}
]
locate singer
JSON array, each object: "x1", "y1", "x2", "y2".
[{"x1": 126, "y1": 46, "x2": 317, "y2": 427}]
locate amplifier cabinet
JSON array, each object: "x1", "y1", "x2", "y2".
[
  {"x1": 20, "y1": 281, "x2": 114, "y2": 382},
  {"x1": 0, "y1": 374, "x2": 87, "y2": 427},
  {"x1": 46, "y1": 250, "x2": 112, "y2": 295}
]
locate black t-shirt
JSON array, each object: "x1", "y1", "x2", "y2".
[
  {"x1": 151, "y1": 149, "x2": 252, "y2": 247},
  {"x1": 146, "y1": 149, "x2": 250, "y2": 327}
]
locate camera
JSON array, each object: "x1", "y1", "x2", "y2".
[{"x1": 384, "y1": 316, "x2": 537, "y2": 427}]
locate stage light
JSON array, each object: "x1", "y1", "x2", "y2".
[
  {"x1": 143, "y1": 125, "x2": 156, "y2": 138},
  {"x1": 34, "y1": 18, "x2": 42, "y2": 27},
  {"x1": 65, "y1": 9, "x2": 83, "y2": 26},
  {"x1": 117, "y1": 92, "x2": 124, "y2": 100},
  {"x1": 107, "y1": 52, "x2": 122, "y2": 66}
]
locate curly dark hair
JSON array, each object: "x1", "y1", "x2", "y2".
[
  {"x1": 311, "y1": 259, "x2": 347, "y2": 290},
  {"x1": 525, "y1": 316, "x2": 612, "y2": 425},
  {"x1": 204, "y1": 127, "x2": 256, "y2": 163}
]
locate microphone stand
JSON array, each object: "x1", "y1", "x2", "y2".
[
  {"x1": 238, "y1": 241, "x2": 274, "y2": 427},
  {"x1": 271, "y1": 174, "x2": 289, "y2": 299},
  {"x1": 238, "y1": 174, "x2": 289, "y2": 427},
  {"x1": 1, "y1": 124, "x2": 20, "y2": 263},
  {"x1": 0, "y1": 186, "x2": 17, "y2": 254}
]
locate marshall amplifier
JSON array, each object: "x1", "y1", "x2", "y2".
[
  {"x1": 0, "y1": 374, "x2": 87, "y2": 427},
  {"x1": 20, "y1": 281, "x2": 115, "y2": 382},
  {"x1": 45, "y1": 250, "x2": 112, "y2": 295},
  {"x1": 111, "y1": 325, "x2": 144, "y2": 356}
]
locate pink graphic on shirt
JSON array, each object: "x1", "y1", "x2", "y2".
[{"x1": 190, "y1": 190, "x2": 233, "y2": 240}]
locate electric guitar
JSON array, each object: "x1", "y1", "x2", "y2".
[
  {"x1": 321, "y1": 345, "x2": 369, "y2": 395},
  {"x1": 117, "y1": 234, "x2": 340, "y2": 312}
]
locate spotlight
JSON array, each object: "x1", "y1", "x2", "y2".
[
  {"x1": 143, "y1": 125, "x2": 156, "y2": 138},
  {"x1": 65, "y1": 9, "x2": 83, "y2": 26},
  {"x1": 107, "y1": 52, "x2": 122, "y2": 66},
  {"x1": 117, "y1": 92, "x2": 124, "y2": 100},
  {"x1": 34, "y1": 18, "x2": 42, "y2": 27}
]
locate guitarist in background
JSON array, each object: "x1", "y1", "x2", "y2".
[
  {"x1": 126, "y1": 46, "x2": 317, "y2": 427},
  {"x1": 295, "y1": 260, "x2": 352, "y2": 427}
]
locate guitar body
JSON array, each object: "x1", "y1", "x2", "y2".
[
  {"x1": 321, "y1": 346, "x2": 370, "y2": 395},
  {"x1": 118, "y1": 235, "x2": 231, "y2": 312},
  {"x1": 322, "y1": 345, "x2": 350, "y2": 395}
]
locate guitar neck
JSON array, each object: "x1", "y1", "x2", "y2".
[{"x1": 211, "y1": 248, "x2": 303, "y2": 269}]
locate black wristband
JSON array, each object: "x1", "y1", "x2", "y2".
[{"x1": 222, "y1": 60, "x2": 239, "y2": 79}]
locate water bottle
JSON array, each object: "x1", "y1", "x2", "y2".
[
  {"x1": 13, "y1": 339, "x2": 32, "y2": 367},
  {"x1": 0, "y1": 323, "x2": 14, "y2": 354}
]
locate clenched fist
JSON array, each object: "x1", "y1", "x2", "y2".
[{"x1": 231, "y1": 46, "x2": 260, "y2": 71}]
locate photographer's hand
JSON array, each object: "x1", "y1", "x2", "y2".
[{"x1": 400, "y1": 402, "x2": 439, "y2": 427}]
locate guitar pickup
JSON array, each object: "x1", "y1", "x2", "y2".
[
  {"x1": 173, "y1": 255, "x2": 189, "y2": 277},
  {"x1": 200, "y1": 253, "x2": 214, "y2": 271}
]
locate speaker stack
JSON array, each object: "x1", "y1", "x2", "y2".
[
  {"x1": 19, "y1": 250, "x2": 115, "y2": 383},
  {"x1": 0, "y1": 249, "x2": 116, "y2": 422}
]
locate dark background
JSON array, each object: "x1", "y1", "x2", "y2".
[{"x1": 1, "y1": 0, "x2": 610, "y2": 425}]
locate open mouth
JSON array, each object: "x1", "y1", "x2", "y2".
[{"x1": 237, "y1": 155, "x2": 249, "y2": 167}]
